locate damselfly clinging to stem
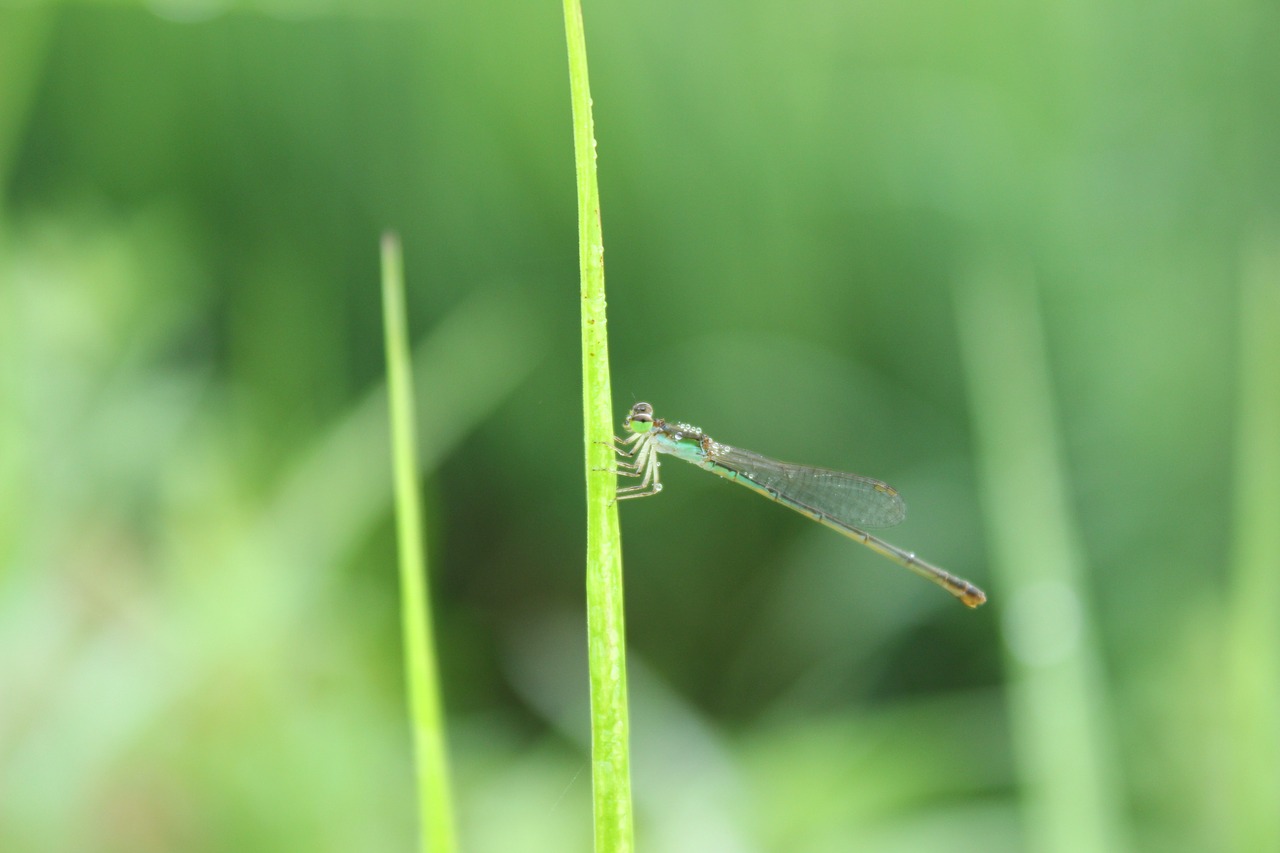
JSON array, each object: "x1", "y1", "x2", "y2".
[{"x1": 610, "y1": 402, "x2": 986, "y2": 608}]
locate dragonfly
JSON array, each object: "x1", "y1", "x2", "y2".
[{"x1": 610, "y1": 402, "x2": 986, "y2": 608}]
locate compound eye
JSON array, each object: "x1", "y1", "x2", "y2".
[{"x1": 623, "y1": 402, "x2": 655, "y2": 434}]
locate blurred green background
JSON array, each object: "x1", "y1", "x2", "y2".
[{"x1": 2, "y1": 1, "x2": 1277, "y2": 851}]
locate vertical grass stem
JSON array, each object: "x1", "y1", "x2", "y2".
[
  {"x1": 1225, "y1": 230, "x2": 1280, "y2": 851},
  {"x1": 954, "y1": 259, "x2": 1130, "y2": 853},
  {"x1": 562, "y1": 1, "x2": 635, "y2": 850},
  {"x1": 381, "y1": 232, "x2": 458, "y2": 853}
]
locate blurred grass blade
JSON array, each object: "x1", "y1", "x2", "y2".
[
  {"x1": 562, "y1": 0, "x2": 634, "y2": 850},
  {"x1": 0, "y1": 5, "x2": 53, "y2": 196},
  {"x1": 246, "y1": 281, "x2": 544, "y2": 596},
  {"x1": 208, "y1": 278, "x2": 543, "y2": 676},
  {"x1": 381, "y1": 232, "x2": 457, "y2": 853},
  {"x1": 954, "y1": 260, "x2": 1130, "y2": 853},
  {"x1": 1225, "y1": 229, "x2": 1280, "y2": 851}
]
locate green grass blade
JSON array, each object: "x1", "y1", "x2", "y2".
[
  {"x1": 381, "y1": 232, "x2": 457, "y2": 853},
  {"x1": 1225, "y1": 230, "x2": 1280, "y2": 851},
  {"x1": 954, "y1": 260, "x2": 1130, "y2": 853},
  {"x1": 0, "y1": 5, "x2": 53, "y2": 195},
  {"x1": 562, "y1": 2, "x2": 635, "y2": 850}
]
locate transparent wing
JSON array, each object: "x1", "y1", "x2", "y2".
[{"x1": 710, "y1": 445, "x2": 906, "y2": 529}]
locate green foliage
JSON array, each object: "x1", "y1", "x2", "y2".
[{"x1": 1, "y1": 2, "x2": 1275, "y2": 851}]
